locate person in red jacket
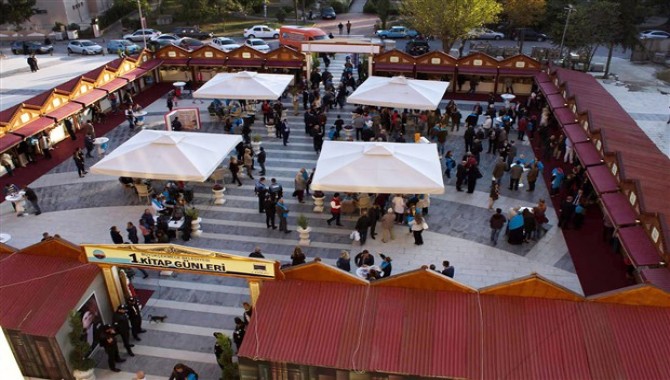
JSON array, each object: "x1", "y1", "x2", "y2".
[
  {"x1": 326, "y1": 192, "x2": 343, "y2": 226},
  {"x1": 517, "y1": 116, "x2": 528, "y2": 141}
]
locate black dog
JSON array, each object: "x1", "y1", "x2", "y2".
[{"x1": 148, "y1": 315, "x2": 167, "y2": 323}]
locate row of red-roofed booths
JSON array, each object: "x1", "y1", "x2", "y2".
[{"x1": 535, "y1": 68, "x2": 670, "y2": 292}]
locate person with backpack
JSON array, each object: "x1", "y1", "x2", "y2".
[{"x1": 254, "y1": 177, "x2": 267, "y2": 213}]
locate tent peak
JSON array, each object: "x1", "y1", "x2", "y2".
[
  {"x1": 237, "y1": 71, "x2": 257, "y2": 78},
  {"x1": 153, "y1": 134, "x2": 184, "y2": 145},
  {"x1": 364, "y1": 144, "x2": 394, "y2": 156},
  {"x1": 390, "y1": 76, "x2": 408, "y2": 84}
]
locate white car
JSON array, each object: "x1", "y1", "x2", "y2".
[
  {"x1": 243, "y1": 25, "x2": 279, "y2": 39},
  {"x1": 639, "y1": 30, "x2": 670, "y2": 40},
  {"x1": 245, "y1": 38, "x2": 271, "y2": 52},
  {"x1": 467, "y1": 28, "x2": 504, "y2": 40},
  {"x1": 123, "y1": 29, "x2": 161, "y2": 42},
  {"x1": 67, "y1": 40, "x2": 103, "y2": 55},
  {"x1": 211, "y1": 37, "x2": 241, "y2": 52}
]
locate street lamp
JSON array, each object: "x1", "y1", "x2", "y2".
[
  {"x1": 137, "y1": 0, "x2": 146, "y2": 49},
  {"x1": 558, "y1": 4, "x2": 576, "y2": 61}
]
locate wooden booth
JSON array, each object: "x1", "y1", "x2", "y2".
[
  {"x1": 189, "y1": 44, "x2": 229, "y2": 82},
  {"x1": 264, "y1": 45, "x2": 304, "y2": 77},
  {"x1": 496, "y1": 55, "x2": 541, "y2": 95},
  {"x1": 156, "y1": 44, "x2": 192, "y2": 82},
  {"x1": 456, "y1": 52, "x2": 498, "y2": 94},
  {"x1": 414, "y1": 51, "x2": 456, "y2": 89},
  {"x1": 372, "y1": 49, "x2": 416, "y2": 77},
  {"x1": 225, "y1": 45, "x2": 266, "y2": 72}
]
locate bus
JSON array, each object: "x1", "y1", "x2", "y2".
[{"x1": 279, "y1": 26, "x2": 329, "y2": 51}]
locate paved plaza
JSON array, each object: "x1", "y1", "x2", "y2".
[{"x1": 1, "y1": 49, "x2": 669, "y2": 378}]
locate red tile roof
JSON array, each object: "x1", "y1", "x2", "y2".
[
  {"x1": 0, "y1": 251, "x2": 99, "y2": 336},
  {"x1": 239, "y1": 279, "x2": 670, "y2": 379}
]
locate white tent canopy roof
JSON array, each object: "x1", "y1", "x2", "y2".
[
  {"x1": 90, "y1": 130, "x2": 242, "y2": 182},
  {"x1": 311, "y1": 141, "x2": 445, "y2": 194},
  {"x1": 192, "y1": 71, "x2": 294, "y2": 100},
  {"x1": 346, "y1": 76, "x2": 450, "y2": 111}
]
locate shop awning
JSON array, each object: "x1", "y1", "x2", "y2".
[
  {"x1": 497, "y1": 68, "x2": 540, "y2": 76},
  {"x1": 600, "y1": 193, "x2": 637, "y2": 227},
  {"x1": 639, "y1": 268, "x2": 670, "y2": 293},
  {"x1": 547, "y1": 93, "x2": 567, "y2": 110},
  {"x1": 415, "y1": 64, "x2": 455, "y2": 74},
  {"x1": 264, "y1": 60, "x2": 303, "y2": 69},
  {"x1": 98, "y1": 78, "x2": 129, "y2": 93},
  {"x1": 574, "y1": 142, "x2": 603, "y2": 167},
  {"x1": 586, "y1": 164, "x2": 619, "y2": 194},
  {"x1": 225, "y1": 58, "x2": 264, "y2": 67},
  {"x1": 0, "y1": 134, "x2": 22, "y2": 153},
  {"x1": 619, "y1": 226, "x2": 661, "y2": 266},
  {"x1": 14, "y1": 117, "x2": 54, "y2": 137},
  {"x1": 374, "y1": 63, "x2": 415, "y2": 73},
  {"x1": 554, "y1": 107, "x2": 578, "y2": 126},
  {"x1": 538, "y1": 80, "x2": 560, "y2": 96},
  {"x1": 45, "y1": 102, "x2": 83, "y2": 122},
  {"x1": 72, "y1": 89, "x2": 107, "y2": 106},
  {"x1": 563, "y1": 123, "x2": 589, "y2": 144},
  {"x1": 120, "y1": 67, "x2": 148, "y2": 81},
  {"x1": 139, "y1": 59, "x2": 163, "y2": 70},
  {"x1": 457, "y1": 66, "x2": 497, "y2": 75},
  {"x1": 160, "y1": 58, "x2": 189, "y2": 66},
  {"x1": 188, "y1": 58, "x2": 227, "y2": 66},
  {"x1": 535, "y1": 72, "x2": 551, "y2": 83}
]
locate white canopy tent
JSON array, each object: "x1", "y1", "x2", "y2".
[
  {"x1": 192, "y1": 71, "x2": 294, "y2": 100},
  {"x1": 310, "y1": 141, "x2": 445, "y2": 194},
  {"x1": 346, "y1": 76, "x2": 450, "y2": 111},
  {"x1": 90, "y1": 130, "x2": 242, "y2": 182}
]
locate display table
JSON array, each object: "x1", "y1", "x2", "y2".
[
  {"x1": 173, "y1": 81, "x2": 186, "y2": 98},
  {"x1": 0, "y1": 233, "x2": 10, "y2": 243},
  {"x1": 5, "y1": 192, "x2": 25, "y2": 216},
  {"x1": 93, "y1": 137, "x2": 109, "y2": 156},
  {"x1": 133, "y1": 111, "x2": 148, "y2": 126},
  {"x1": 501, "y1": 93, "x2": 516, "y2": 108}
]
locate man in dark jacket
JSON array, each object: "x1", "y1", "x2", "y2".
[
  {"x1": 355, "y1": 210, "x2": 372, "y2": 245},
  {"x1": 257, "y1": 147, "x2": 266, "y2": 175},
  {"x1": 455, "y1": 160, "x2": 467, "y2": 192},
  {"x1": 489, "y1": 208, "x2": 507, "y2": 245},
  {"x1": 354, "y1": 250, "x2": 374, "y2": 267},
  {"x1": 100, "y1": 325, "x2": 123, "y2": 372},
  {"x1": 558, "y1": 196, "x2": 576, "y2": 229},
  {"x1": 23, "y1": 186, "x2": 41, "y2": 215},
  {"x1": 464, "y1": 126, "x2": 475, "y2": 152},
  {"x1": 367, "y1": 204, "x2": 380, "y2": 239},
  {"x1": 112, "y1": 306, "x2": 135, "y2": 356},
  {"x1": 127, "y1": 297, "x2": 146, "y2": 341},
  {"x1": 169, "y1": 363, "x2": 198, "y2": 380}
]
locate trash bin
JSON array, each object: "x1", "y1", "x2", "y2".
[{"x1": 66, "y1": 30, "x2": 79, "y2": 40}]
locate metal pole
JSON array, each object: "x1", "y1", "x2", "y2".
[
  {"x1": 137, "y1": 0, "x2": 146, "y2": 49},
  {"x1": 559, "y1": 5, "x2": 575, "y2": 60}
]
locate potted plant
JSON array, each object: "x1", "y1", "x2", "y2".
[
  {"x1": 296, "y1": 214, "x2": 311, "y2": 246},
  {"x1": 185, "y1": 207, "x2": 202, "y2": 236},
  {"x1": 214, "y1": 333, "x2": 239, "y2": 380},
  {"x1": 212, "y1": 183, "x2": 226, "y2": 205},
  {"x1": 251, "y1": 134, "x2": 262, "y2": 154},
  {"x1": 312, "y1": 190, "x2": 325, "y2": 213},
  {"x1": 68, "y1": 310, "x2": 96, "y2": 380}
]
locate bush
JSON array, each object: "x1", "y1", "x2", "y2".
[
  {"x1": 121, "y1": 17, "x2": 141, "y2": 31},
  {"x1": 330, "y1": 1, "x2": 347, "y2": 14},
  {"x1": 99, "y1": 1, "x2": 136, "y2": 29},
  {"x1": 52, "y1": 22, "x2": 65, "y2": 32},
  {"x1": 363, "y1": 1, "x2": 377, "y2": 14},
  {"x1": 67, "y1": 23, "x2": 81, "y2": 31},
  {"x1": 276, "y1": 8, "x2": 287, "y2": 23}
]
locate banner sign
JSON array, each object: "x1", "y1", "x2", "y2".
[{"x1": 83, "y1": 244, "x2": 275, "y2": 279}]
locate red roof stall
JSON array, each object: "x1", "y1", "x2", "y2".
[
  {"x1": 372, "y1": 49, "x2": 416, "y2": 75},
  {"x1": 619, "y1": 226, "x2": 664, "y2": 266},
  {"x1": 600, "y1": 193, "x2": 637, "y2": 227},
  {"x1": 414, "y1": 51, "x2": 457, "y2": 75},
  {"x1": 553, "y1": 107, "x2": 578, "y2": 126},
  {"x1": 225, "y1": 45, "x2": 266, "y2": 69},
  {"x1": 563, "y1": 123, "x2": 589, "y2": 143},
  {"x1": 586, "y1": 164, "x2": 619, "y2": 194},
  {"x1": 574, "y1": 143, "x2": 603, "y2": 167},
  {"x1": 264, "y1": 45, "x2": 304, "y2": 69}
]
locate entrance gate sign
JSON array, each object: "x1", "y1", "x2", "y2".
[{"x1": 83, "y1": 244, "x2": 276, "y2": 279}]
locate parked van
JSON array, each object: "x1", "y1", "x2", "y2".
[{"x1": 279, "y1": 26, "x2": 329, "y2": 51}]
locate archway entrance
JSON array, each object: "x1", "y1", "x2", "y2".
[
  {"x1": 82, "y1": 244, "x2": 282, "y2": 310},
  {"x1": 300, "y1": 39, "x2": 383, "y2": 82}
]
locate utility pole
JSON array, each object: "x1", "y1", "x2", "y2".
[
  {"x1": 559, "y1": 4, "x2": 576, "y2": 62},
  {"x1": 137, "y1": 0, "x2": 146, "y2": 49}
]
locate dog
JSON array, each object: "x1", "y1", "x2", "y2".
[{"x1": 148, "y1": 315, "x2": 167, "y2": 323}]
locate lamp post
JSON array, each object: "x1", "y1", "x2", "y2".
[
  {"x1": 137, "y1": 0, "x2": 147, "y2": 49},
  {"x1": 558, "y1": 4, "x2": 576, "y2": 61}
]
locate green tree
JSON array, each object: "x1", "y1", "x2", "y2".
[
  {"x1": 0, "y1": 0, "x2": 37, "y2": 29},
  {"x1": 502, "y1": 0, "x2": 546, "y2": 52},
  {"x1": 401, "y1": 0, "x2": 503, "y2": 53},
  {"x1": 181, "y1": 0, "x2": 213, "y2": 24},
  {"x1": 67, "y1": 310, "x2": 95, "y2": 371},
  {"x1": 376, "y1": 0, "x2": 391, "y2": 30}
]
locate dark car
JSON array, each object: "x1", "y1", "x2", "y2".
[
  {"x1": 512, "y1": 28, "x2": 548, "y2": 42},
  {"x1": 178, "y1": 37, "x2": 205, "y2": 50},
  {"x1": 10, "y1": 41, "x2": 54, "y2": 55},
  {"x1": 172, "y1": 26, "x2": 214, "y2": 40},
  {"x1": 321, "y1": 6, "x2": 336, "y2": 20},
  {"x1": 405, "y1": 40, "x2": 430, "y2": 56}
]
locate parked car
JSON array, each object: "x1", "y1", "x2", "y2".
[
  {"x1": 67, "y1": 40, "x2": 103, "y2": 55},
  {"x1": 375, "y1": 26, "x2": 419, "y2": 39},
  {"x1": 467, "y1": 27, "x2": 504, "y2": 40},
  {"x1": 172, "y1": 26, "x2": 214, "y2": 40},
  {"x1": 10, "y1": 41, "x2": 53, "y2": 54},
  {"x1": 512, "y1": 28, "x2": 548, "y2": 42},
  {"x1": 211, "y1": 37, "x2": 241, "y2": 52},
  {"x1": 245, "y1": 38, "x2": 271, "y2": 52},
  {"x1": 639, "y1": 30, "x2": 670, "y2": 39},
  {"x1": 149, "y1": 33, "x2": 180, "y2": 48},
  {"x1": 106, "y1": 39, "x2": 141, "y2": 54},
  {"x1": 405, "y1": 40, "x2": 430, "y2": 56},
  {"x1": 123, "y1": 28, "x2": 161, "y2": 42},
  {"x1": 178, "y1": 37, "x2": 204, "y2": 49},
  {"x1": 321, "y1": 6, "x2": 337, "y2": 19},
  {"x1": 243, "y1": 25, "x2": 280, "y2": 39}
]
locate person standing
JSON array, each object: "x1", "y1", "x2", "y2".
[
  {"x1": 492, "y1": 156, "x2": 506, "y2": 185},
  {"x1": 229, "y1": 157, "x2": 242, "y2": 186},
  {"x1": 232, "y1": 317, "x2": 246, "y2": 352},
  {"x1": 249, "y1": 247, "x2": 265, "y2": 258},
  {"x1": 281, "y1": 117, "x2": 290, "y2": 146},
  {"x1": 355, "y1": 210, "x2": 371, "y2": 245},
  {"x1": 243, "y1": 148, "x2": 254, "y2": 179},
  {"x1": 39, "y1": 133, "x2": 51, "y2": 159},
  {"x1": 336, "y1": 250, "x2": 351, "y2": 272},
  {"x1": 489, "y1": 208, "x2": 507, "y2": 245},
  {"x1": 171, "y1": 117, "x2": 182, "y2": 131},
  {"x1": 264, "y1": 194, "x2": 276, "y2": 229},
  {"x1": 276, "y1": 197, "x2": 290, "y2": 233},
  {"x1": 84, "y1": 133, "x2": 94, "y2": 157},
  {"x1": 466, "y1": 164, "x2": 482, "y2": 194},
  {"x1": 509, "y1": 161, "x2": 524, "y2": 191},
  {"x1": 444, "y1": 150, "x2": 455, "y2": 178},
  {"x1": 127, "y1": 297, "x2": 146, "y2": 340},
  {"x1": 257, "y1": 147, "x2": 266, "y2": 175},
  {"x1": 254, "y1": 177, "x2": 267, "y2": 213},
  {"x1": 268, "y1": 178, "x2": 283, "y2": 199},
  {"x1": 73, "y1": 148, "x2": 87, "y2": 177},
  {"x1": 112, "y1": 306, "x2": 135, "y2": 357},
  {"x1": 291, "y1": 246, "x2": 306, "y2": 265},
  {"x1": 338, "y1": 22, "x2": 344, "y2": 34},
  {"x1": 166, "y1": 94, "x2": 174, "y2": 111},
  {"x1": 293, "y1": 168, "x2": 307, "y2": 203},
  {"x1": 346, "y1": 20, "x2": 352, "y2": 35},
  {"x1": 125, "y1": 107, "x2": 135, "y2": 130},
  {"x1": 326, "y1": 192, "x2": 342, "y2": 226},
  {"x1": 456, "y1": 160, "x2": 467, "y2": 192},
  {"x1": 441, "y1": 260, "x2": 455, "y2": 278},
  {"x1": 126, "y1": 222, "x2": 139, "y2": 244},
  {"x1": 110, "y1": 226, "x2": 124, "y2": 244},
  {"x1": 368, "y1": 203, "x2": 380, "y2": 239},
  {"x1": 169, "y1": 363, "x2": 199, "y2": 380},
  {"x1": 380, "y1": 208, "x2": 395, "y2": 243},
  {"x1": 100, "y1": 326, "x2": 124, "y2": 372},
  {"x1": 23, "y1": 186, "x2": 41, "y2": 215},
  {"x1": 488, "y1": 181, "x2": 500, "y2": 210},
  {"x1": 526, "y1": 162, "x2": 539, "y2": 192},
  {"x1": 27, "y1": 55, "x2": 37, "y2": 72},
  {"x1": 558, "y1": 196, "x2": 576, "y2": 229},
  {"x1": 380, "y1": 254, "x2": 392, "y2": 277},
  {"x1": 62, "y1": 118, "x2": 76, "y2": 140},
  {"x1": 409, "y1": 214, "x2": 427, "y2": 245}
]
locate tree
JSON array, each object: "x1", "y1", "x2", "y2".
[
  {"x1": 502, "y1": 0, "x2": 546, "y2": 52},
  {"x1": 67, "y1": 310, "x2": 95, "y2": 372},
  {"x1": 181, "y1": 0, "x2": 213, "y2": 24},
  {"x1": 0, "y1": 0, "x2": 37, "y2": 30},
  {"x1": 401, "y1": 0, "x2": 503, "y2": 53},
  {"x1": 376, "y1": 0, "x2": 391, "y2": 30}
]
